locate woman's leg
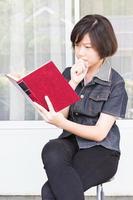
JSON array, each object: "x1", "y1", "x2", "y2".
[
  {"x1": 41, "y1": 181, "x2": 56, "y2": 200},
  {"x1": 41, "y1": 136, "x2": 85, "y2": 200},
  {"x1": 72, "y1": 145, "x2": 120, "y2": 191}
]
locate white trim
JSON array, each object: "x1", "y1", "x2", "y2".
[
  {"x1": 0, "y1": 119, "x2": 132, "y2": 130},
  {"x1": 116, "y1": 119, "x2": 133, "y2": 129},
  {"x1": 64, "y1": 0, "x2": 73, "y2": 66},
  {"x1": 49, "y1": 0, "x2": 62, "y2": 66},
  {"x1": 0, "y1": 121, "x2": 60, "y2": 131},
  {"x1": 74, "y1": 0, "x2": 80, "y2": 23}
]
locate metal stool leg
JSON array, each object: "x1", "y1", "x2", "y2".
[
  {"x1": 96, "y1": 184, "x2": 104, "y2": 200},
  {"x1": 96, "y1": 178, "x2": 114, "y2": 200}
]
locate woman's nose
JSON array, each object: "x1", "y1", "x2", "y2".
[{"x1": 78, "y1": 46, "x2": 85, "y2": 56}]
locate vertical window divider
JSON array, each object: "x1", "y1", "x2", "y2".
[
  {"x1": 64, "y1": 0, "x2": 73, "y2": 67},
  {"x1": 74, "y1": 0, "x2": 80, "y2": 23}
]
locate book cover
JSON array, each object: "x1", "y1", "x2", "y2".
[{"x1": 6, "y1": 61, "x2": 80, "y2": 112}]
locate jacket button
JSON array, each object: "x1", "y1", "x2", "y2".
[
  {"x1": 75, "y1": 112, "x2": 79, "y2": 116},
  {"x1": 80, "y1": 94, "x2": 84, "y2": 99}
]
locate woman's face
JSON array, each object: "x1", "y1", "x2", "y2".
[{"x1": 74, "y1": 34, "x2": 103, "y2": 70}]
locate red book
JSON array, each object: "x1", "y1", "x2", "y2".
[{"x1": 6, "y1": 61, "x2": 80, "y2": 112}]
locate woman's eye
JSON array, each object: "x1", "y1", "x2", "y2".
[{"x1": 85, "y1": 46, "x2": 91, "y2": 48}]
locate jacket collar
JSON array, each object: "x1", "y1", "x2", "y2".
[
  {"x1": 93, "y1": 60, "x2": 112, "y2": 86},
  {"x1": 82, "y1": 60, "x2": 112, "y2": 87},
  {"x1": 95, "y1": 60, "x2": 111, "y2": 81}
]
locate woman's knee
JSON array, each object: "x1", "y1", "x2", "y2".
[
  {"x1": 41, "y1": 139, "x2": 67, "y2": 167},
  {"x1": 41, "y1": 182, "x2": 55, "y2": 200}
]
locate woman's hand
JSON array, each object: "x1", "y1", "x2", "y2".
[
  {"x1": 70, "y1": 59, "x2": 88, "y2": 86},
  {"x1": 34, "y1": 96, "x2": 65, "y2": 127},
  {"x1": 7, "y1": 73, "x2": 23, "y2": 81}
]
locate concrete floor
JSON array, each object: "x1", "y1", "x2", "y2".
[{"x1": 0, "y1": 196, "x2": 133, "y2": 200}]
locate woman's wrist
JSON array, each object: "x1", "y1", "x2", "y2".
[
  {"x1": 55, "y1": 114, "x2": 68, "y2": 129},
  {"x1": 69, "y1": 79, "x2": 78, "y2": 89}
]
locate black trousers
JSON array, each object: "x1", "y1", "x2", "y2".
[{"x1": 41, "y1": 135, "x2": 120, "y2": 200}]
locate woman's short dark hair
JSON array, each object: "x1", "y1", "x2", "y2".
[{"x1": 70, "y1": 14, "x2": 118, "y2": 58}]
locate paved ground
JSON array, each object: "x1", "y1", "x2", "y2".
[{"x1": 0, "y1": 196, "x2": 133, "y2": 200}]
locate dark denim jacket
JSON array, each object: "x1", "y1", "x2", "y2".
[{"x1": 59, "y1": 64, "x2": 128, "y2": 152}]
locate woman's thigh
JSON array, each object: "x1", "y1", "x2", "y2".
[
  {"x1": 41, "y1": 135, "x2": 79, "y2": 167},
  {"x1": 72, "y1": 145, "x2": 120, "y2": 191}
]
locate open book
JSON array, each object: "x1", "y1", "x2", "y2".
[{"x1": 5, "y1": 61, "x2": 80, "y2": 112}]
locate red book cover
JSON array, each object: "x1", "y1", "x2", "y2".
[{"x1": 6, "y1": 61, "x2": 80, "y2": 112}]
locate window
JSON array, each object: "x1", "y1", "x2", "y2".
[
  {"x1": 0, "y1": 0, "x2": 132, "y2": 120},
  {"x1": 0, "y1": 0, "x2": 74, "y2": 120},
  {"x1": 80, "y1": 0, "x2": 133, "y2": 118}
]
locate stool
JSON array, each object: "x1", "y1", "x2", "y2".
[
  {"x1": 96, "y1": 184, "x2": 104, "y2": 200},
  {"x1": 96, "y1": 178, "x2": 114, "y2": 200}
]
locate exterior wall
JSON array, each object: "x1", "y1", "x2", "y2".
[{"x1": 0, "y1": 120, "x2": 132, "y2": 196}]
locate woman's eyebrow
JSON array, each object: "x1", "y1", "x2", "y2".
[{"x1": 83, "y1": 42, "x2": 92, "y2": 45}]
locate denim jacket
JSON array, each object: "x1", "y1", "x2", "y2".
[{"x1": 59, "y1": 63, "x2": 128, "y2": 152}]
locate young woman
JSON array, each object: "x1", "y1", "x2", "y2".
[{"x1": 34, "y1": 14, "x2": 128, "y2": 200}]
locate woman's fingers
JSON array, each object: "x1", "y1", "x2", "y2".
[
  {"x1": 7, "y1": 73, "x2": 21, "y2": 81},
  {"x1": 71, "y1": 59, "x2": 88, "y2": 84},
  {"x1": 34, "y1": 96, "x2": 55, "y2": 113},
  {"x1": 33, "y1": 102, "x2": 47, "y2": 114},
  {"x1": 45, "y1": 96, "x2": 55, "y2": 112},
  {"x1": 33, "y1": 97, "x2": 64, "y2": 126},
  {"x1": 73, "y1": 59, "x2": 87, "y2": 75}
]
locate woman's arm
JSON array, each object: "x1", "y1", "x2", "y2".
[
  {"x1": 34, "y1": 96, "x2": 117, "y2": 142},
  {"x1": 58, "y1": 112, "x2": 116, "y2": 142},
  {"x1": 59, "y1": 59, "x2": 88, "y2": 118}
]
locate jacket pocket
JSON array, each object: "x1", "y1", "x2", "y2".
[{"x1": 88, "y1": 89, "x2": 110, "y2": 117}]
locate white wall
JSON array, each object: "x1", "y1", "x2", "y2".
[{"x1": 0, "y1": 120, "x2": 132, "y2": 196}]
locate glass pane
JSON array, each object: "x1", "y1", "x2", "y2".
[
  {"x1": 0, "y1": 0, "x2": 74, "y2": 120},
  {"x1": 80, "y1": 0, "x2": 133, "y2": 119},
  {"x1": 0, "y1": 0, "x2": 10, "y2": 120}
]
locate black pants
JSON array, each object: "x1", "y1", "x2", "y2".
[{"x1": 41, "y1": 135, "x2": 120, "y2": 200}]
